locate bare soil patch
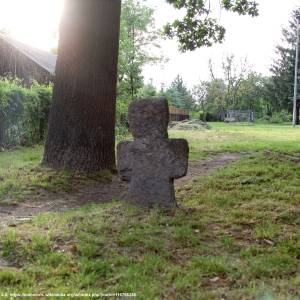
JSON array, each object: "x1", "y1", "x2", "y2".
[
  {"x1": 0, "y1": 153, "x2": 245, "y2": 227},
  {"x1": 177, "y1": 152, "x2": 245, "y2": 185}
]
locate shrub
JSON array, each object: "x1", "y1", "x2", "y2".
[
  {"x1": 269, "y1": 110, "x2": 291, "y2": 124},
  {"x1": 205, "y1": 112, "x2": 221, "y2": 122},
  {"x1": 0, "y1": 78, "x2": 52, "y2": 148},
  {"x1": 189, "y1": 110, "x2": 202, "y2": 120},
  {"x1": 23, "y1": 83, "x2": 52, "y2": 144},
  {"x1": 0, "y1": 76, "x2": 130, "y2": 148}
]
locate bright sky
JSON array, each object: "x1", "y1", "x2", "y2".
[
  {"x1": 0, "y1": 0, "x2": 298, "y2": 88},
  {"x1": 145, "y1": 0, "x2": 300, "y2": 88},
  {"x1": 0, "y1": 0, "x2": 63, "y2": 50}
]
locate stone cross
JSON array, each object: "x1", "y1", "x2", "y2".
[{"x1": 117, "y1": 97, "x2": 189, "y2": 207}]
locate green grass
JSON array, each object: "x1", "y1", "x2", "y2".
[
  {"x1": 2, "y1": 122, "x2": 299, "y2": 204},
  {"x1": 170, "y1": 122, "x2": 300, "y2": 160},
  {"x1": 0, "y1": 146, "x2": 112, "y2": 204},
  {"x1": 1, "y1": 123, "x2": 300, "y2": 299}
]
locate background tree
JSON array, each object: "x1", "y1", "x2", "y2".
[
  {"x1": 269, "y1": 7, "x2": 300, "y2": 121},
  {"x1": 222, "y1": 55, "x2": 250, "y2": 109},
  {"x1": 192, "y1": 59, "x2": 271, "y2": 121},
  {"x1": 118, "y1": 0, "x2": 162, "y2": 102},
  {"x1": 203, "y1": 55, "x2": 251, "y2": 119},
  {"x1": 138, "y1": 81, "x2": 158, "y2": 98},
  {"x1": 116, "y1": 0, "x2": 163, "y2": 134},
  {"x1": 44, "y1": 0, "x2": 121, "y2": 171},
  {"x1": 192, "y1": 81, "x2": 209, "y2": 121},
  {"x1": 234, "y1": 72, "x2": 270, "y2": 117},
  {"x1": 166, "y1": 75, "x2": 195, "y2": 109},
  {"x1": 205, "y1": 79, "x2": 227, "y2": 120}
]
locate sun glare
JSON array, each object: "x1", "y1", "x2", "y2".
[{"x1": 0, "y1": 0, "x2": 64, "y2": 51}]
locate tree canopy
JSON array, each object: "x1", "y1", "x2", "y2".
[
  {"x1": 118, "y1": 0, "x2": 162, "y2": 102},
  {"x1": 164, "y1": 0, "x2": 259, "y2": 51},
  {"x1": 269, "y1": 7, "x2": 300, "y2": 114}
]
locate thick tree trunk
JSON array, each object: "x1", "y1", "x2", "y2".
[{"x1": 43, "y1": 0, "x2": 121, "y2": 171}]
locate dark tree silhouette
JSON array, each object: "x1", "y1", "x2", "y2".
[{"x1": 43, "y1": 0, "x2": 121, "y2": 171}]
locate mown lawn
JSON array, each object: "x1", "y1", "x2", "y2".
[
  {"x1": 1, "y1": 123, "x2": 300, "y2": 299},
  {"x1": 2, "y1": 122, "x2": 300, "y2": 204},
  {"x1": 171, "y1": 122, "x2": 300, "y2": 160}
]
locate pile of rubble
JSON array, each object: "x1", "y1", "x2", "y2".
[{"x1": 168, "y1": 119, "x2": 211, "y2": 131}]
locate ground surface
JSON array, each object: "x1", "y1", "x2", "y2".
[
  {"x1": 0, "y1": 153, "x2": 243, "y2": 227},
  {"x1": 1, "y1": 123, "x2": 300, "y2": 299}
]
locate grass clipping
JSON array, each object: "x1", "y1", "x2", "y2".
[{"x1": 169, "y1": 119, "x2": 211, "y2": 131}]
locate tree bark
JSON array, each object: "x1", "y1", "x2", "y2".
[
  {"x1": 296, "y1": 101, "x2": 300, "y2": 125},
  {"x1": 43, "y1": 0, "x2": 121, "y2": 171}
]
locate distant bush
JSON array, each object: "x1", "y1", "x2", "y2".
[
  {"x1": 0, "y1": 78, "x2": 52, "y2": 148},
  {"x1": 189, "y1": 110, "x2": 203, "y2": 121},
  {"x1": 255, "y1": 110, "x2": 291, "y2": 124},
  {"x1": 205, "y1": 112, "x2": 222, "y2": 122},
  {"x1": 269, "y1": 110, "x2": 291, "y2": 124}
]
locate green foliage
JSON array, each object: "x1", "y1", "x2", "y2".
[
  {"x1": 0, "y1": 78, "x2": 27, "y2": 146},
  {"x1": 118, "y1": 0, "x2": 162, "y2": 100},
  {"x1": 165, "y1": 75, "x2": 195, "y2": 109},
  {"x1": 192, "y1": 56, "x2": 273, "y2": 121},
  {"x1": 269, "y1": 7, "x2": 300, "y2": 114},
  {"x1": 234, "y1": 73, "x2": 270, "y2": 117},
  {"x1": 137, "y1": 83, "x2": 157, "y2": 98},
  {"x1": 23, "y1": 83, "x2": 52, "y2": 144},
  {"x1": 0, "y1": 78, "x2": 52, "y2": 147},
  {"x1": 192, "y1": 81, "x2": 208, "y2": 120},
  {"x1": 189, "y1": 110, "x2": 203, "y2": 120},
  {"x1": 116, "y1": 0, "x2": 162, "y2": 133},
  {"x1": 164, "y1": 0, "x2": 258, "y2": 51},
  {"x1": 201, "y1": 78, "x2": 227, "y2": 120},
  {"x1": 269, "y1": 110, "x2": 291, "y2": 124},
  {"x1": 257, "y1": 111, "x2": 292, "y2": 124},
  {"x1": 116, "y1": 98, "x2": 130, "y2": 138}
]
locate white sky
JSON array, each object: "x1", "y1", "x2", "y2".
[
  {"x1": 0, "y1": 0, "x2": 63, "y2": 50},
  {"x1": 144, "y1": 0, "x2": 300, "y2": 88},
  {"x1": 0, "y1": 0, "x2": 298, "y2": 88}
]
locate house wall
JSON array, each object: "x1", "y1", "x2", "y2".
[
  {"x1": 169, "y1": 106, "x2": 190, "y2": 122},
  {"x1": 0, "y1": 39, "x2": 54, "y2": 85}
]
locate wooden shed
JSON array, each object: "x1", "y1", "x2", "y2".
[
  {"x1": 0, "y1": 34, "x2": 57, "y2": 84},
  {"x1": 169, "y1": 106, "x2": 190, "y2": 121}
]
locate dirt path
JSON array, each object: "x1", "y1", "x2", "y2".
[
  {"x1": 0, "y1": 153, "x2": 245, "y2": 227},
  {"x1": 177, "y1": 152, "x2": 244, "y2": 185}
]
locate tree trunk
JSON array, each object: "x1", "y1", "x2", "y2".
[
  {"x1": 201, "y1": 103, "x2": 206, "y2": 122},
  {"x1": 0, "y1": 111, "x2": 5, "y2": 147},
  {"x1": 296, "y1": 101, "x2": 300, "y2": 125},
  {"x1": 43, "y1": 0, "x2": 121, "y2": 172}
]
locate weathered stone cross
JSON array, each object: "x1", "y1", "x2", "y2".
[{"x1": 117, "y1": 97, "x2": 189, "y2": 207}]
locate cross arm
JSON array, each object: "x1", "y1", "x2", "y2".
[
  {"x1": 169, "y1": 139, "x2": 189, "y2": 179},
  {"x1": 117, "y1": 141, "x2": 133, "y2": 181}
]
